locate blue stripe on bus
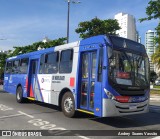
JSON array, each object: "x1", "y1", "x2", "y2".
[{"x1": 36, "y1": 75, "x2": 44, "y2": 102}]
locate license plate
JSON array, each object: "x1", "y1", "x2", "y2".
[{"x1": 129, "y1": 105, "x2": 137, "y2": 110}]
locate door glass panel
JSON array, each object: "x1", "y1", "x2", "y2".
[
  {"x1": 80, "y1": 51, "x2": 97, "y2": 111},
  {"x1": 32, "y1": 61, "x2": 36, "y2": 74},
  {"x1": 91, "y1": 52, "x2": 97, "y2": 79},
  {"x1": 82, "y1": 54, "x2": 88, "y2": 78},
  {"x1": 90, "y1": 82, "x2": 95, "y2": 109},
  {"x1": 80, "y1": 82, "x2": 88, "y2": 107}
]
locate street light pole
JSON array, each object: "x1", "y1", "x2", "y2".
[
  {"x1": 67, "y1": 0, "x2": 70, "y2": 44},
  {"x1": 66, "y1": 0, "x2": 80, "y2": 44}
]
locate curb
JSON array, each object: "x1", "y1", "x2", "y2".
[
  {"x1": 150, "y1": 98, "x2": 160, "y2": 101},
  {"x1": 150, "y1": 94, "x2": 160, "y2": 101}
]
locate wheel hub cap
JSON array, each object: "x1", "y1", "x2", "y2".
[{"x1": 64, "y1": 97, "x2": 73, "y2": 113}]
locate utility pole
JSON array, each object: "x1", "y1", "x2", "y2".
[{"x1": 66, "y1": 0, "x2": 80, "y2": 43}]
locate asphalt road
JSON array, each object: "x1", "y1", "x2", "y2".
[{"x1": 0, "y1": 85, "x2": 160, "y2": 139}]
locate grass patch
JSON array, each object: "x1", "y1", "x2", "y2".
[
  {"x1": 153, "y1": 85, "x2": 160, "y2": 89},
  {"x1": 150, "y1": 89, "x2": 160, "y2": 95}
]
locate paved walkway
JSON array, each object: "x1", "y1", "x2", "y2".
[{"x1": 150, "y1": 94, "x2": 160, "y2": 101}]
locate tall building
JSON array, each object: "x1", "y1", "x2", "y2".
[
  {"x1": 145, "y1": 30, "x2": 156, "y2": 71},
  {"x1": 114, "y1": 13, "x2": 136, "y2": 41},
  {"x1": 136, "y1": 31, "x2": 141, "y2": 43}
]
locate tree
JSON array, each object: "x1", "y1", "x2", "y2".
[
  {"x1": 75, "y1": 17, "x2": 121, "y2": 39},
  {"x1": 150, "y1": 71, "x2": 158, "y2": 84},
  {"x1": 0, "y1": 37, "x2": 66, "y2": 77},
  {"x1": 139, "y1": 0, "x2": 160, "y2": 69},
  {"x1": 151, "y1": 45, "x2": 160, "y2": 69},
  {"x1": 0, "y1": 53, "x2": 7, "y2": 76},
  {"x1": 0, "y1": 37, "x2": 66, "y2": 78},
  {"x1": 139, "y1": 0, "x2": 160, "y2": 22},
  {"x1": 8, "y1": 37, "x2": 66, "y2": 57}
]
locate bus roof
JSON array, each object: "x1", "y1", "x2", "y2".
[
  {"x1": 79, "y1": 35, "x2": 146, "y2": 54},
  {"x1": 7, "y1": 41, "x2": 79, "y2": 61},
  {"x1": 7, "y1": 35, "x2": 146, "y2": 61}
]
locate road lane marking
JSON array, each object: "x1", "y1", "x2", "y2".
[
  {"x1": 0, "y1": 113, "x2": 23, "y2": 119},
  {"x1": 0, "y1": 111, "x2": 34, "y2": 119},
  {"x1": 151, "y1": 136, "x2": 160, "y2": 139},
  {"x1": 0, "y1": 103, "x2": 90, "y2": 138},
  {"x1": 54, "y1": 131, "x2": 71, "y2": 136},
  {"x1": 18, "y1": 111, "x2": 34, "y2": 118},
  {"x1": 0, "y1": 104, "x2": 13, "y2": 111},
  {"x1": 75, "y1": 134, "x2": 90, "y2": 139}
]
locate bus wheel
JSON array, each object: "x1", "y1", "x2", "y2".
[
  {"x1": 61, "y1": 92, "x2": 75, "y2": 118},
  {"x1": 16, "y1": 86, "x2": 24, "y2": 103}
]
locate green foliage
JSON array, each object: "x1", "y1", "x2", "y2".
[
  {"x1": 153, "y1": 85, "x2": 160, "y2": 89},
  {"x1": 139, "y1": 0, "x2": 160, "y2": 22},
  {"x1": 8, "y1": 37, "x2": 66, "y2": 57},
  {"x1": 150, "y1": 89, "x2": 160, "y2": 94},
  {"x1": 0, "y1": 37, "x2": 66, "y2": 74},
  {"x1": 151, "y1": 45, "x2": 160, "y2": 68},
  {"x1": 75, "y1": 17, "x2": 121, "y2": 39},
  {"x1": 150, "y1": 71, "x2": 158, "y2": 83},
  {"x1": 0, "y1": 53, "x2": 7, "y2": 75},
  {"x1": 140, "y1": 0, "x2": 160, "y2": 70}
]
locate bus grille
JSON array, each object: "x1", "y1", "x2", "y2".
[{"x1": 114, "y1": 101, "x2": 148, "y2": 114}]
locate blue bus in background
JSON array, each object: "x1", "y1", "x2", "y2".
[{"x1": 3, "y1": 35, "x2": 150, "y2": 117}]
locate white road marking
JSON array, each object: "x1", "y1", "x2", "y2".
[
  {"x1": 18, "y1": 111, "x2": 34, "y2": 118},
  {"x1": 0, "y1": 113, "x2": 23, "y2": 119},
  {"x1": 75, "y1": 134, "x2": 90, "y2": 139},
  {"x1": 0, "y1": 103, "x2": 90, "y2": 139},
  {"x1": 54, "y1": 130, "x2": 71, "y2": 136},
  {"x1": 0, "y1": 104, "x2": 13, "y2": 111},
  {"x1": 151, "y1": 136, "x2": 160, "y2": 139}
]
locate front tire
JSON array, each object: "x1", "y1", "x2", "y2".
[
  {"x1": 16, "y1": 86, "x2": 24, "y2": 103},
  {"x1": 61, "y1": 92, "x2": 75, "y2": 118}
]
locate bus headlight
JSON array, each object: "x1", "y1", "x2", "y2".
[{"x1": 104, "y1": 88, "x2": 115, "y2": 99}]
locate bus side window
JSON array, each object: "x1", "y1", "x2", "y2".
[
  {"x1": 44, "y1": 52, "x2": 59, "y2": 74},
  {"x1": 20, "y1": 58, "x2": 29, "y2": 74},
  {"x1": 59, "y1": 49, "x2": 73, "y2": 73},
  {"x1": 12, "y1": 60, "x2": 20, "y2": 73},
  {"x1": 5, "y1": 61, "x2": 12, "y2": 73}
]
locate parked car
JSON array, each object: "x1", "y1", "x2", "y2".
[
  {"x1": 0, "y1": 78, "x2": 3, "y2": 85},
  {"x1": 155, "y1": 80, "x2": 160, "y2": 86}
]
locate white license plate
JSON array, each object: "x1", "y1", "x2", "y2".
[{"x1": 129, "y1": 105, "x2": 137, "y2": 110}]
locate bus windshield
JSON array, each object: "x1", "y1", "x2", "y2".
[{"x1": 109, "y1": 50, "x2": 149, "y2": 87}]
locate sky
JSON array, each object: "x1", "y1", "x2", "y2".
[{"x1": 0, "y1": 0, "x2": 158, "y2": 51}]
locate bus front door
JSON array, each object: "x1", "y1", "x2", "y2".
[
  {"x1": 29, "y1": 59, "x2": 43, "y2": 101},
  {"x1": 80, "y1": 51, "x2": 102, "y2": 116},
  {"x1": 28, "y1": 59, "x2": 39, "y2": 99}
]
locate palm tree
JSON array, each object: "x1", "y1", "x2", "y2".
[{"x1": 152, "y1": 44, "x2": 160, "y2": 69}]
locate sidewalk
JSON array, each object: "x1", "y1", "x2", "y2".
[{"x1": 150, "y1": 94, "x2": 160, "y2": 101}]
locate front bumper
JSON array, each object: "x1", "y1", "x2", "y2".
[{"x1": 102, "y1": 98, "x2": 149, "y2": 117}]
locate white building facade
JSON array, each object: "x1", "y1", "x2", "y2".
[
  {"x1": 114, "y1": 13, "x2": 137, "y2": 41},
  {"x1": 145, "y1": 30, "x2": 156, "y2": 72},
  {"x1": 0, "y1": 50, "x2": 8, "y2": 54}
]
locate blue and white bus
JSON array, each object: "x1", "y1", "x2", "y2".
[{"x1": 4, "y1": 35, "x2": 150, "y2": 117}]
